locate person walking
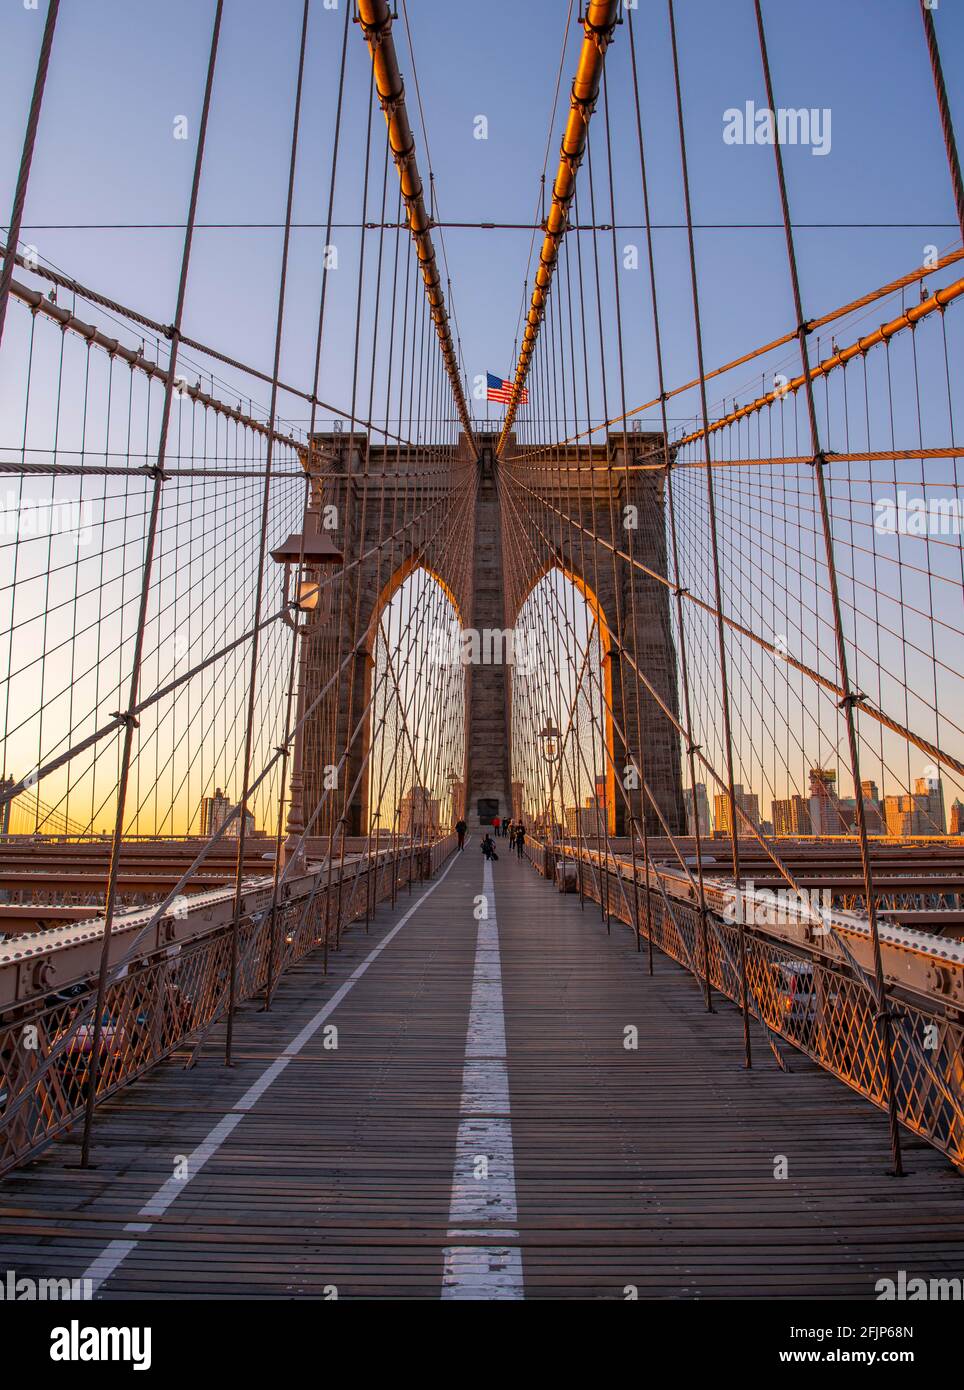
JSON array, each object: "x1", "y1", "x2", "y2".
[
  {"x1": 492, "y1": 815, "x2": 501, "y2": 838},
  {"x1": 514, "y1": 823, "x2": 526, "y2": 859},
  {"x1": 455, "y1": 817, "x2": 467, "y2": 851},
  {"x1": 481, "y1": 832, "x2": 498, "y2": 861}
]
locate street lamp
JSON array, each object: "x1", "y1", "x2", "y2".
[
  {"x1": 269, "y1": 529, "x2": 343, "y2": 621},
  {"x1": 538, "y1": 721, "x2": 562, "y2": 763},
  {"x1": 537, "y1": 721, "x2": 562, "y2": 838}
]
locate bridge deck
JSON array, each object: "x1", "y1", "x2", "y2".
[{"x1": 1, "y1": 847, "x2": 962, "y2": 1299}]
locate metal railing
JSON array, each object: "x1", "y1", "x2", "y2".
[
  {"x1": 0, "y1": 834, "x2": 454, "y2": 1176},
  {"x1": 531, "y1": 838, "x2": 964, "y2": 1169}
]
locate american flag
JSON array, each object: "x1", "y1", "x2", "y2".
[{"x1": 486, "y1": 372, "x2": 528, "y2": 406}]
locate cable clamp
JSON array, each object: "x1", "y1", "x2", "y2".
[
  {"x1": 686, "y1": 742, "x2": 702, "y2": 757},
  {"x1": 570, "y1": 92, "x2": 598, "y2": 122},
  {"x1": 111, "y1": 710, "x2": 140, "y2": 729},
  {"x1": 674, "y1": 584, "x2": 689, "y2": 598},
  {"x1": 837, "y1": 691, "x2": 864, "y2": 711},
  {"x1": 379, "y1": 87, "x2": 405, "y2": 121},
  {"x1": 808, "y1": 449, "x2": 827, "y2": 470},
  {"x1": 584, "y1": 15, "x2": 617, "y2": 54},
  {"x1": 391, "y1": 142, "x2": 417, "y2": 173},
  {"x1": 356, "y1": 11, "x2": 392, "y2": 48},
  {"x1": 148, "y1": 465, "x2": 169, "y2": 481}
]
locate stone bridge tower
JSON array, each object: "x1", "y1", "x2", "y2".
[{"x1": 284, "y1": 429, "x2": 684, "y2": 860}]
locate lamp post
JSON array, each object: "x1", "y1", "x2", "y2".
[
  {"x1": 269, "y1": 528, "x2": 343, "y2": 861},
  {"x1": 269, "y1": 528, "x2": 343, "y2": 623},
  {"x1": 538, "y1": 721, "x2": 562, "y2": 871}
]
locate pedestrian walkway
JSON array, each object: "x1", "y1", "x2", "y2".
[{"x1": 0, "y1": 847, "x2": 962, "y2": 1298}]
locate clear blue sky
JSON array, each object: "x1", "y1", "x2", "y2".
[
  {"x1": 1, "y1": 0, "x2": 962, "y2": 832},
  {"x1": 2, "y1": 0, "x2": 962, "y2": 432}
]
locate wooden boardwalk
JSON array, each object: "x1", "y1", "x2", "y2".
[{"x1": 1, "y1": 845, "x2": 963, "y2": 1299}]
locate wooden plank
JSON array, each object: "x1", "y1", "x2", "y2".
[{"x1": 0, "y1": 850, "x2": 962, "y2": 1299}]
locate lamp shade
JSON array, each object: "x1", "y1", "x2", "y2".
[{"x1": 269, "y1": 531, "x2": 343, "y2": 565}]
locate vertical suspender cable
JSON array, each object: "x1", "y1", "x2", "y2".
[
  {"x1": 80, "y1": 0, "x2": 225, "y2": 1162},
  {"x1": 0, "y1": 0, "x2": 61, "y2": 349},
  {"x1": 753, "y1": 0, "x2": 902, "y2": 1174},
  {"x1": 919, "y1": 0, "x2": 964, "y2": 242}
]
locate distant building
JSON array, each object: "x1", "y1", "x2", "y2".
[
  {"x1": 565, "y1": 796, "x2": 607, "y2": 839},
  {"x1": 772, "y1": 795, "x2": 811, "y2": 837},
  {"x1": 224, "y1": 807, "x2": 255, "y2": 838},
  {"x1": 713, "y1": 784, "x2": 760, "y2": 836},
  {"x1": 447, "y1": 775, "x2": 465, "y2": 825},
  {"x1": 914, "y1": 776, "x2": 946, "y2": 834},
  {"x1": 200, "y1": 788, "x2": 232, "y2": 837},
  {"x1": 399, "y1": 784, "x2": 440, "y2": 838},
  {"x1": 860, "y1": 780, "x2": 885, "y2": 835},
  {"x1": 950, "y1": 799, "x2": 964, "y2": 835},
  {"x1": 808, "y1": 767, "x2": 850, "y2": 835},
  {"x1": 684, "y1": 783, "x2": 711, "y2": 837},
  {"x1": 882, "y1": 778, "x2": 946, "y2": 837},
  {"x1": 884, "y1": 793, "x2": 915, "y2": 837},
  {"x1": 200, "y1": 788, "x2": 260, "y2": 839}
]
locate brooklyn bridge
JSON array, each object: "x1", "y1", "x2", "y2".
[{"x1": 0, "y1": 0, "x2": 963, "y2": 1305}]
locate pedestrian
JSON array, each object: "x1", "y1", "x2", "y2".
[
  {"x1": 514, "y1": 822, "x2": 526, "y2": 859},
  {"x1": 481, "y1": 832, "x2": 498, "y2": 861},
  {"x1": 455, "y1": 817, "x2": 467, "y2": 851},
  {"x1": 492, "y1": 815, "x2": 501, "y2": 838}
]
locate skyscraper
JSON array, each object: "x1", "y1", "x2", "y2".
[
  {"x1": 808, "y1": 767, "x2": 849, "y2": 835},
  {"x1": 771, "y1": 795, "x2": 811, "y2": 836},
  {"x1": 713, "y1": 784, "x2": 760, "y2": 835},
  {"x1": 684, "y1": 783, "x2": 711, "y2": 837},
  {"x1": 860, "y1": 780, "x2": 885, "y2": 835},
  {"x1": 914, "y1": 776, "x2": 946, "y2": 835},
  {"x1": 200, "y1": 788, "x2": 232, "y2": 837}
]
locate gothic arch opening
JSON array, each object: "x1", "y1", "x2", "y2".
[
  {"x1": 366, "y1": 563, "x2": 466, "y2": 842},
  {"x1": 509, "y1": 566, "x2": 616, "y2": 840}
]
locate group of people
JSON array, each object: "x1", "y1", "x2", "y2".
[{"x1": 453, "y1": 815, "x2": 526, "y2": 862}]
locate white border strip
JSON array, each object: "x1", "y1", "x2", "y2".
[
  {"x1": 84, "y1": 852, "x2": 461, "y2": 1296},
  {"x1": 441, "y1": 856, "x2": 524, "y2": 1299}
]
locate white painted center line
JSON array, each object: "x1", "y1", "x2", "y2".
[
  {"x1": 441, "y1": 856, "x2": 524, "y2": 1299},
  {"x1": 83, "y1": 851, "x2": 462, "y2": 1297}
]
